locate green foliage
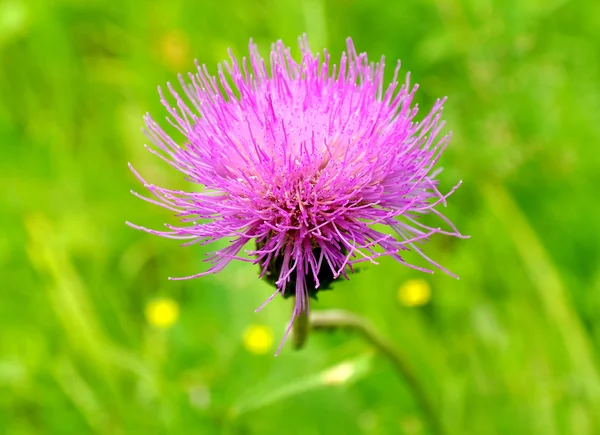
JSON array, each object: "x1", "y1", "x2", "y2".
[{"x1": 1, "y1": 0, "x2": 600, "y2": 433}]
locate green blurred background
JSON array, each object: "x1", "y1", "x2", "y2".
[{"x1": 2, "y1": 0, "x2": 600, "y2": 433}]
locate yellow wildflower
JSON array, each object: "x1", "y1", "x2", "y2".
[
  {"x1": 242, "y1": 325, "x2": 274, "y2": 355},
  {"x1": 145, "y1": 297, "x2": 180, "y2": 328},
  {"x1": 398, "y1": 279, "x2": 431, "y2": 307}
]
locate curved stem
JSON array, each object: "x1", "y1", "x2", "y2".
[{"x1": 310, "y1": 309, "x2": 445, "y2": 435}]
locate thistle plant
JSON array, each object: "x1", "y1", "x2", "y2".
[{"x1": 128, "y1": 35, "x2": 465, "y2": 354}]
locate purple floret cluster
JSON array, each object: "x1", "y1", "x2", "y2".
[{"x1": 129, "y1": 36, "x2": 465, "y2": 352}]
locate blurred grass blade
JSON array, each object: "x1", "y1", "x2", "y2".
[
  {"x1": 302, "y1": 0, "x2": 328, "y2": 50},
  {"x1": 482, "y1": 182, "x2": 600, "y2": 407},
  {"x1": 52, "y1": 357, "x2": 111, "y2": 434},
  {"x1": 25, "y1": 213, "x2": 150, "y2": 380},
  {"x1": 230, "y1": 353, "x2": 373, "y2": 418}
]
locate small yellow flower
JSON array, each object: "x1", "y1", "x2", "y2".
[
  {"x1": 145, "y1": 297, "x2": 180, "y2": 328},
  {"x1": 159, "y1": 30, "x2": 190, "y2": 71},
  {"x1": 398, "y1": 279, "x2": 431, "y2": 307},
  {"x1": 242, "y1": 325, "x2": 274, "y2": 355}
]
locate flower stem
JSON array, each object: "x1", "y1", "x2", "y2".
[
  {"x1": 292, "y1": 299, "x2": 310, "y2": 350},
  {"x1": 310, "y1": 309, "x2": 445, "y2": 435}
]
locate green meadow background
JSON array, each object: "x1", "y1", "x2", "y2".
[{"x1": 2, "y1": 0, "x2": 600, "y2": 433}]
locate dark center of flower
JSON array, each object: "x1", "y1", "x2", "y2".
[{"x1": 256, "y1": 241, "x2": 342, "y2": 300}]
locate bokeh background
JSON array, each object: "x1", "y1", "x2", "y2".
[{"x1": 2, "y1": 0, "x2": 600, "y2": 433}]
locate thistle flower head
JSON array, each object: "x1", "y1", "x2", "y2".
[{"x1": 129, "y1": 36, "x2": 466, "y2": 353}]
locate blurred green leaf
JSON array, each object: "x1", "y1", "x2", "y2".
[{"x1": 230, "y1": 353, "x2": 373, "y2": 418}]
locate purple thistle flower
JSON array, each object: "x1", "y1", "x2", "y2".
[{"x1": 128, "y1": 36, "x2": 466, "y2": 353}]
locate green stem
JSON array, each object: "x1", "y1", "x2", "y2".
[
  {"x1": 310, "y1": 309, "x2": 445, "y2": 435},
  {"x1": 292, "y1": 300, "x2": 310, "y2": 350}
]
